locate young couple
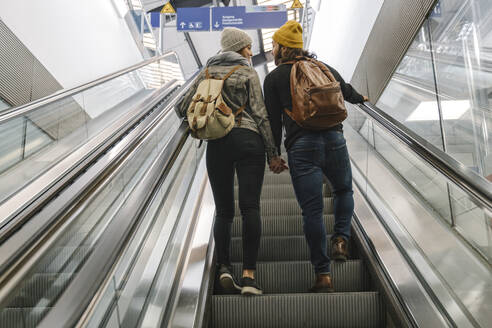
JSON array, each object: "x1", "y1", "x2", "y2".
[{"x1": 176, "y1": 21, "x2": 366, "y2": 296}]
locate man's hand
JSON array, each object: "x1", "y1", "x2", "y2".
[
  {"x1": 363, "y1": 96, "x2": 369, "y2": 102},
  {"x1": 269, "y1": 156, "x2": 288, "y2": 174}
]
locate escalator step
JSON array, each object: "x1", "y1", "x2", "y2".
[
  {"x1": 231, "y1": 215, "x2": 334, "y2": 237},
  {"x1": 0, "y1": 307, "x2": 49, "y2": 328},
  {"x1": 235, "y1": 184, "x2": 297, "y2": 200},
  {"x1": 211, "y1": 292, "x2": 385, "y2": 328},
  {"x1": 6, "y1": 273, "x2": 72, "y2": 308},
  {"x1": 57, "y1": 230, "x2": 96, "y2": 248},
  {"x1": 36, "y1": 246, "x2": 91, "y2": 274},
  {"x1": 235, "y1": 184, "x2": 332, "y2": 200},
  {"x1": 261, "y1": 173, "x2": 293, "y2": 185},
  {"x1": 234, "y1": 198, "x2": 333, "y2": 216},
  {"x1": 230, "y1": 235, "x2": 355, "y2": 262},
  {"x1": 57, "y1": 223, "x2": 97, "y2": 246},
  {"x1": 227, "y1": 260, "x2": 370, "y2": 294}
]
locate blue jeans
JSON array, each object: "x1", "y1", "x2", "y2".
[{"x1": 288, "y1": 131, "x2": 354, "y2": 274}]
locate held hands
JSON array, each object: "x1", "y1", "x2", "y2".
[{"x1": 269, "y1": 156, "x2": 288, "y2": 174}]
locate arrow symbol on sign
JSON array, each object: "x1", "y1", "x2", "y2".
[
  {"x1": 214, "y1": 21, "x2": 220, "y2": 28},
  {"x1": 180, "y1": 22, "x2": 186, "y2": 29}
]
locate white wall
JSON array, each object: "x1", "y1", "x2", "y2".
[
  {"x1": 0, "y1": 0, "x2": 144, "y2": 89},
  {"x1": 310, "y1": 0, "x2": 384, "y2": 81}
]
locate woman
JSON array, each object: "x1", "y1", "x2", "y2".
[{"x1": 176, "y1": 27, "x2": 286, "y2": 295}]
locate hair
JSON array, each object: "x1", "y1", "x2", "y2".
[{"x1": 274, "y1": 45, "x2": 316, "y2": 65}]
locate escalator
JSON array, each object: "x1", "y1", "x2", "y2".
[
  {"x1": 208, "y1": 167, "x2": 385, "y2": 327},
  {"x1": 0, "y1": 56, "x2": 490, "y2": 328}
]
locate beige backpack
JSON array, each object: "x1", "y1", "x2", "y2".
[{"x1": 187, "y1": 65, "x2": 245, "y2": 140}]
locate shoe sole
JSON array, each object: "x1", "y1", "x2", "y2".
[
  {"x1": 310, "y1": 288, "x2": 335, "y2": 293},
  {"x1": 241, "y1": 286, "x2": 263, "y2": 295},
  {"x1": 333, "y1": 254, "x2": 348, "y2": 261},
  {"x1": 219, "y1": 273, "x2": 241, "y2": 292}
]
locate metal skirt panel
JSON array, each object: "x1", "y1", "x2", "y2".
[
  {"x1": 0, "y1": 20, "x2": 62, "y2": 106},
  {"x1": 350, "y1": 0, "x2": 438, "y2": 102}
]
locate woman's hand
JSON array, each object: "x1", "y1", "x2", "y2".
[{"x1": 269, "y1": 156, "x2": 288, "y2": 174}]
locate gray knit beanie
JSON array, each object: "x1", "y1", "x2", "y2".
[{"x1": 221, "y1": 27, "x2": 252, "y2": 52}]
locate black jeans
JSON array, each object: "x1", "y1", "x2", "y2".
[{"x1": 207, "y1": 128, "x2": 265, "y2": 270}]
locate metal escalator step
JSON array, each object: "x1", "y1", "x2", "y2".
[
  {"x1": 0, "y1": 307, "x2": 49, "y2": 328},
  {"x1": 229, "y1": 260, "x2": 370, "y2": 294},
  {"x1": 211, "y1": 292, "x2": 385, "y2": 328},
  {"x1": 231, "y1": 215, "x2": 334, "y2": 237},
  {"x1": 36, "y1": 246, "x2": 91, "y2": 274},
  {"x1": 57, "y1": 223, "x2": 96, "y2": 246},
  {"x1": 235, "y1": 184, "x2": 332, "y2": 200},
  {"x1": 230, "y1": 235, "x2": 355, "y2": 262},
  {"x1": 234, "y1": 184, "x2": 297, "y2": 200},
  {"x1": 234, "y1": 198, "x2": 333, "y2": 216},
  {"x1": 7, "y1": 273, "x2": 73, "y2": 308},
  {"x1": 262, "y1": 173, "x2": 292, "y2": 185}
]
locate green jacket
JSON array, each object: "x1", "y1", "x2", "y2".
[{"x1": 176, "y1": 51, "x2": 278, "y2": 161}]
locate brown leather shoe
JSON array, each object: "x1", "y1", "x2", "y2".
[
  {"x1": 309, "y1": 273, "x2": 335, "y2": 293},
  {"x1": 331, "y1": 236, "x2": 348, "y2": 261}
]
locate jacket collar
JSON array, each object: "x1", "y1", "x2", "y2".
[{"x1": 206, "y1": 51, "x2": 250, "y2": 67}]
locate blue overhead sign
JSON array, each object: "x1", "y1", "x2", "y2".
[
  {"x1": 177, "y1": 7, "x2": 210, "y2": 31},
  {"x1": 211, "y1": 6, "x2": 287, "y2": 30},
  {"x1": 174, "y1": 6, "x2": 287, "y2": 32},
  {"x1": 150, "y1": 12, "x2": 160, "y2": 28}
]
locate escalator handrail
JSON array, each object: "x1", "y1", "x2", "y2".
[
  {"x1": 358, "y1": 102, "x2": 492, "y2": 213},
  {"x1": 38, "y1": 101, "x2": 192, "y2": 328},
  {"x1": 0, "y1": 51, "x2": 181, "y2": 122}
]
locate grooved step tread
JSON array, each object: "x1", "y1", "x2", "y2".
[
  {"x1": 260, "y1": 173, "x2": 292, "y2": 185},
  {"x1": 0, "y1": 307, "x2": 50, "y2": 328},
  {"x1": 36, "y1": 246, "x2": 91, "y2": 274},
  {"x1": 235, "y1": 184, "x2": 297, "y2": 200},
  {"x1": 234, "y1": 198, "x2": 333, "y2": 216},
  {"x1": 235, "y1": 184, "x2": 332, "y2": 200},
  {"x1": 232, "y1": 215, "x2": 334, "y2": 237},
  {"x1": 230, "y1": 235, "x2": 355, "y2": 262},
  {"x1": 6, "y1": 273, "x2": 72, "y2": 308},
  {"x1": 211, "y1": 292, "x2": 385, "y2": 328},
  {"x1": 222, "y1": 260, "x2": 370, "y2": 294}
]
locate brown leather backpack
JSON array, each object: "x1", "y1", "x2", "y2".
[{"x1": 284, "y1": 57, "x2": 347, "y2": 130}]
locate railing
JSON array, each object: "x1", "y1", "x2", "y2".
[
  {"x1": 0, "y1": 53, "x2": 184, "y2": 246},
  {"x1": 359, "y1": 102, "x2": 492, "y2": 213},
  {"x1": 0, "y1": 52, "x2": 182, "y2": 123},
  {"x1": 345, "y1": 101, "x2": 491, "y2": 327}
]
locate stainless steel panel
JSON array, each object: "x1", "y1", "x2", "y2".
[
  {"x1": 0, "y1": 19, "x2": 62, "y2": 106},
  {"x1": 350, "y1": 139, "x2": 491, "y2": 327},
  {"x1": 167, "y1": 179, "x2": 215, "y2": 328},
  {"x1": 351, "y1": 0, "x2": 438, "y2": 102},
  {"x1": 352, "y1": 181, "x2": 453, "y2": 328}
]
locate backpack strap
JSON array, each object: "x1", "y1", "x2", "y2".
[
  {"x1": 222, "y1": 65, "x2": 242, "y2": 81},
  {"x1": 235, "y1": 103, "x2": 246, "y2": 126}
]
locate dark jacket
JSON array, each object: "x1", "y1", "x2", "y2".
[
  {"x1": 176, "y1": 51, "x2": 278, "y2": 161},
  {"x1": 263, "y1": 61, "x2": 365, "y2": 153}
]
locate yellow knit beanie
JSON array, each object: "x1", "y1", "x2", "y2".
[{"x1": 273, "y1": 20, "x2": 303, "y2": 49}]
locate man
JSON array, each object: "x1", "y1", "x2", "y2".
[{"x1": 264, "y1": 20, "x2": 368, "y2": 292}]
